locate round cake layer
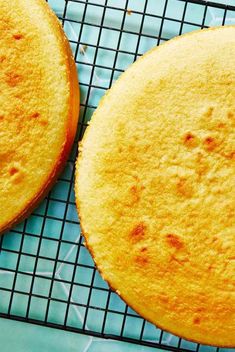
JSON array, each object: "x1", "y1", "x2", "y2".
[
  {"x1": 76, "y1": 26, "x2": 235, "y2": 346},
  {"x1": 0, "y1": 0, "x2": 79, "y2": 233}
]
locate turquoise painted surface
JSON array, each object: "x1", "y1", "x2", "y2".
[
  {"x1": 0, "y1": 1, "x2": 235, "y2": 351},
  {"x1": 0, "y1": 318, "x2": 159, "y2": 352}
]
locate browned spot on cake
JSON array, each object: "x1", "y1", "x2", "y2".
[
  {"x1": 184, "y1": 132, "x2": 194, "y2": 142},
  {"x1": 170, "y1": 254, "x2": 189, "y2": 265},
  {"x1": 135, "y1": 246, "x2": 149, "y2": 265},
  {"x1": 143, "y1": 144, "x2": 151, "y2": 152},
  {"x1": 228, "y1": 256, "x2": 235, "y2": 260},
  {"x1": 40, "y1": 119, "x2": 48, "y2": 126},
  {"x1": 195, "y1": 152, "x2": 209, "y2": 177},
  {"x1": 9, "y1": 166, "x2": 24, "y2": 184},
  {"x1": 130, "y1": 181, "x2": 145, "y2": 204},
  {"x1": 158, "y1": 294, "x2": 169, "y2": 304},
  {"x1": 13, "y1": 33, "x2": 24, "y2": 40},
  {"x1": 130, "y1": 185, "x2": 138, "y2": 195},
  {"x1": 226, "y1": 112, "x2": 235, "y2": 128},
  {"x1": 211, "y1": 235, "x2": 219, "y2": 245},
  {"x1": 0, "y1": 115, "x2": 4, "y2": 121},
  {"x1": 217, "y1": 122, "x2": 226, "y2": 129},
  {"x1": 9, "y1": 167, "x2": 19, "y2": 176},
  {"x1": 5, "y1": 72, "x2": 22, "y2": 87},
  {"x1": 225, "y1": 206, "x2": 234, "y2": 227},
  {"x1": 165, "y1": 255, "x2": 186, "y2": 272},
  {"x1": 203, "y1": 136, "x2": 218, "y2": 151},
  {"x1": 133, "y1": 175, "x2": 140, "y2": 183},
  {"x1": 13, "y1": 174, "x2": 23, "y2": 184},
  {"x1": 30, "y1": 112, "x2": 40, "y2": 119},
  {"x1": 228, "y1": 151, "x2": 235, "y2": 160},
  {"x1": 193, "y1": 317, "x2": 201, "y2": 325},
  {"x1": 135, "y1": 253, "x2": 148, "y2": 266},
  {"x1": 1, "y1": 17, "x2": 11, "y2": 30},
  {"x1": 208, "y1": 263, "x2": 214, "y2": 272},
  {"x1": 0, "y1": 55, "x2": 6, "y2": 63},
  {"x1": 176, "y1": 177, "x2": 193, "y2": 198},
  {"x1": 227, "y1": 111, "x2": 234, "y2": 120},
  {"x1": 129, "y1": 223, "x2": 146, "y2": 243},
  {"x1": 183, "y1": 132, "x2": 197, "y2": 148},
  {"x1": 133, "y1": 134, "x2": 139, "y2": 141},
  {"x1": 196, "y1": 307, "x2": 205, "y2": 313},
  {"x1": 29, "y1": 112, "x2": 48, "y2": 126},
  {"x1": 166, "y1": 234, "x2": 184, "y2": 250},
  {"x1": 130, "y1": 185, "x2": 140, "y2": 203},
  {"x1": 222, "y1": 150, "x2": 235, "y2": 160},
  {"x1": 223, "y1": 278, "x2": 230, "y2": 285}
]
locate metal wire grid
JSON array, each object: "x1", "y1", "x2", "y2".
[{"x1": 0, "y1": 0, "x2": 234, "y2": 351}]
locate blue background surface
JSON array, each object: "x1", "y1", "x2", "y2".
[{"x1": 0, "y1": 0, "x2": 235, "y2": 351}]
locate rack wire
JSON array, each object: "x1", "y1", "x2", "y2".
[{"x1": 0, "y1": 0, "x2": 235, "y2": 351}]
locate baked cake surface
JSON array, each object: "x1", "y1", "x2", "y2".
[
  {"x1": 0, "y1": 0, "x2": 79, "y2": 233},
  {"x1": 76, "y1": 26, "x2": 235, "y2": 346}
]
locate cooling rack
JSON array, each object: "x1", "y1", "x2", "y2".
[{"x1": 0, "y1": 0, "x2": 235, "y2": 351}]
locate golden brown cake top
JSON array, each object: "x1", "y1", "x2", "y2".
[
  {"x1": 76, "y1": 26, "x2": 235, "y2": 347},
  {"x1": 0, "y1": 0, "x2": 79, "y2": 232}
]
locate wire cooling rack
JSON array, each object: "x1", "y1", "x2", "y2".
[{"x1": 0, "y1": 0, "x2": 235, "y2": 351}]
